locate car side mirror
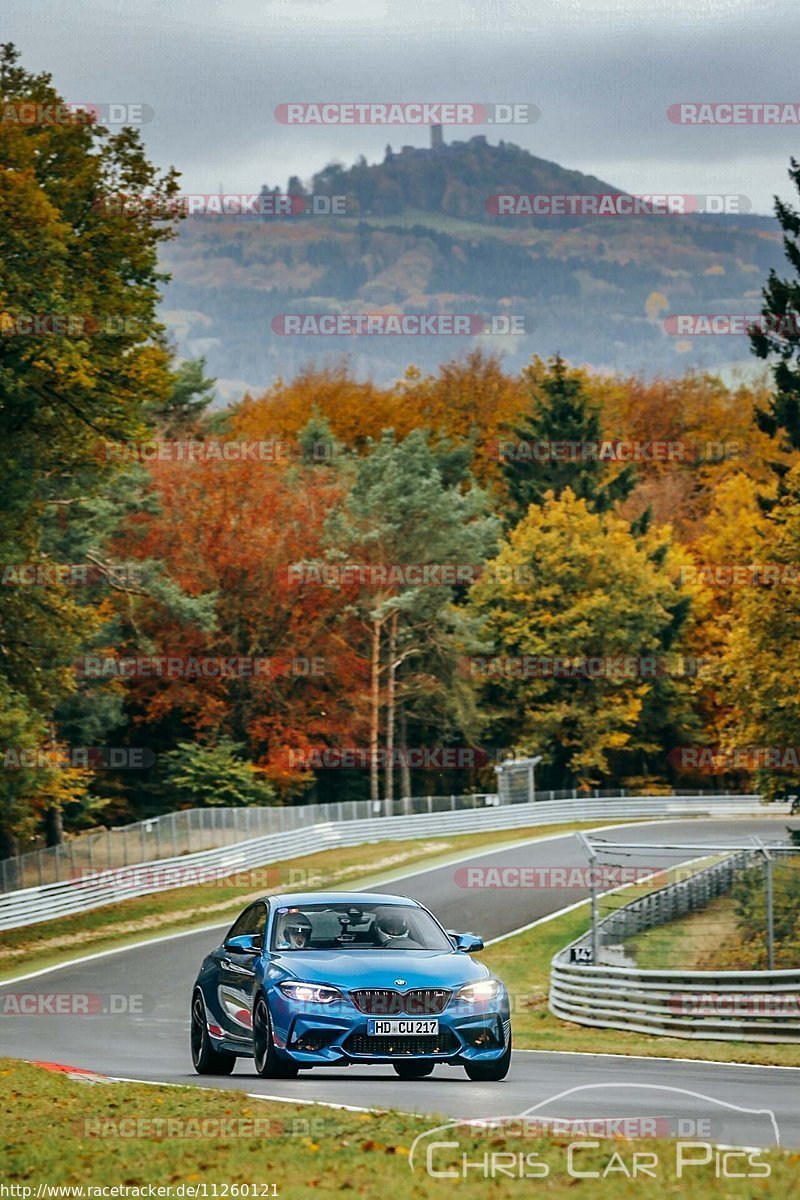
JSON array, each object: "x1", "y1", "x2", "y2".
[
  {"x1": 224, "y1": 933, "x2": 261, "y2": 955},
  {"x1": 451, "y1": 932, "x2": 484, "y2": 953}
]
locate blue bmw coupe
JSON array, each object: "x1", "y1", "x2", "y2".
[{"x1": 191, "y1": 891, "x2": 512, "y2": 1081}]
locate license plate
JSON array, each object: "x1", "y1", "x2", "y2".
[{"x1": 367, "y1": 1019, "x2": 439, "y2": 1036}]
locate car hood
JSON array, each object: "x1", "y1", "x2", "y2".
[{"x1": 270, "y1": 949, "x2": 490, "y2": 990}]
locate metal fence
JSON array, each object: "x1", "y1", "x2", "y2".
[
  {"x1": 0, "y1": 794, "x2": 498, "y2": 893},
  {"x1": 0, "y1": 786, "x2": 749, "y2": 894},
  {"x1": 550, "y1": 846, "x2": 800, "y2": 1043},
  {"x1": 0, "y1": 792, "x2": 780, "y2": 932}
]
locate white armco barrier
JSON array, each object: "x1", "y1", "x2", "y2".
[{"x1": 0, "y1": 794, "x2": 784, "y2": 932}]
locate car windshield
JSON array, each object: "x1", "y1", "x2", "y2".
[{"x1": 270, "y1": 902, "x2": 453, "y2": 951}]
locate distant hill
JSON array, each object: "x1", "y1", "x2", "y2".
[
  {"x1": 301, "y1": 134, "x2": 621, "y2": 222},
  {"x1": 158, "y1": 136, "x2": 783, "y2": 400}
]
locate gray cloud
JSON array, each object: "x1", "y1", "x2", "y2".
[{"x1": 3, "y1": 0, "x2": 798, "y2": 212}]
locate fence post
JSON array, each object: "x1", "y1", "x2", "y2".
[
  {"x1": 752, "y1": 838, "x2": 776, "y2": 971},
  {"x1": 577, "y1": 833, "x2": 599, "y2": 964},
  {"x1": 765, "y1": 851, "x2": 775, "y2": 971}
]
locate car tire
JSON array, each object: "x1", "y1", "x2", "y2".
[
  {"x1": 464, "y1": 1034, "x2": 512, "y2": 1082},
  {"x1": 253, "y1": 996, "x2": 299, "y2": 1079},
  {"x1": 191, "y1": 992, "x2": 236, "y2": 1075},
  {"x1": 392, "y1": 1061, "x2": 435, "y2": 1079}
]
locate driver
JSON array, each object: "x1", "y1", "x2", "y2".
[
  {"x1": 374, "y1": 909, "x2": 410, "y2": 945},
  {"x1": 278, "y1": 914, "x2": 312, "y2": 950}
]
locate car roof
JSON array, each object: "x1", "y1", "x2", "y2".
[{"x1": 263, "y1": 891, "x2": 422, "y2": 909}]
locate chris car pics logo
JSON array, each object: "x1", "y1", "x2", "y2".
[{"x1": 408, "y1": 1085, "x2": 779, "y2": 1180}]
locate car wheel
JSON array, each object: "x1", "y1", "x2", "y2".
[
  {"x1": 393, "y1": 1061, "x2": 435, "y2": 1079},
  {"x1": 464, "y1": 1035, "x2": 512, "y2": 1082},
  {"x1": 191, "y1": 992, "x2": 236, "y2": 1075},
  {"x1": 253, "y1": 996, "x2": 299, "y2": 1079}
]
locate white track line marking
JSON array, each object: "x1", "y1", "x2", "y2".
[{"x1": 511, "y1": 1048, "x2": 800, "y2": 1072}]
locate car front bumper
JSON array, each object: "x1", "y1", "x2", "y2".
[{"x1": 266, "y1": 992, "x2": 512, "y2": 1066}]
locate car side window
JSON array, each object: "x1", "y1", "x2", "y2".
[{"x1": 227, "y1": 903, "x2": 267, "y2": 941}]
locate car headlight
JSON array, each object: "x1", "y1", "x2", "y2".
[
  {"x1": 457, "y1": 979, "x2": 501, "y2": 1003},
  {"x1": 278, "y1": 981, "x2": 343, "y2": 1004}
]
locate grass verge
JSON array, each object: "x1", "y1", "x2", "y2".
[
  {"x1": 626, "y1": 892, "x2": 743, "y2": 970},
  {"x1": 0, "y1": 820, "x2": 615, "y2": 981},
  {"x1": 2, "y1": 1059, "x2": 796, "y2": 1194},
  {"x1": 482, "y1": 896, "x2": 800, "y2": 1067}
]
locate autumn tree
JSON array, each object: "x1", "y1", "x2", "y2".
[
  {"x1": 717, "y1": 463, "x2": 800, "y2": 798},
  {"x1": 750, "y1": 158, "x2": 800, "y2": 493},
  {"x1": 324, "y1": 430, "x2": 498, "y2": 801},
  {"x1": 0, "y1": 43, "x2": 180, "y2": 853},
  {"x1": 118, "y1": 442, "x2": 367, "y2": 804},
  {"x1": 500, "y1": 356, "x2": 636, "y2": 525},
  {"x1": 468, "y1": 488, "x2": 696, "y2": 788}
]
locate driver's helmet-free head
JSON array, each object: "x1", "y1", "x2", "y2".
[
  {"x1": 376, "y1": 908, "x2": 409, "y2": 938},
  {"x1": 282, "y1": 914, "x2": 312, "y2": 948}
]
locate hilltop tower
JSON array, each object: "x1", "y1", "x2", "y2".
[{"x1": 430, "y1": 123, "x2": 444, "y2": 151}]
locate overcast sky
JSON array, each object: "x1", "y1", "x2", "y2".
[{"x1": 4, "y1": 0, "x2": 799, "y2": 214}]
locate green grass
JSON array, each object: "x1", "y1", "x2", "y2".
[
  {"x1": 3, "y1": 1059, "x2": 797, "y2": 1194},
  {"x1": 625, "y1": 892, "x2": 742, "y2": 970},
  {"x1": 0, "y1": 819, "x2": 616, "y2": 981}
]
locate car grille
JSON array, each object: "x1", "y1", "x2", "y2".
[
  {"x1": 349, "y1": 988, "x2": 451, "y2": 1015},
  {"x1": 344, "y1": 1029, "x2": 460, "y2": 1057}
]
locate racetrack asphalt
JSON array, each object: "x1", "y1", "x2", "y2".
[{"x1": 1, "y1": 816, "x2": 798, "y2": 1147}]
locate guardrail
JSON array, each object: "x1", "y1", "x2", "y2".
[
  {"x1": 0, "y1": 786, "x2": 752, "y2": 893},
  {"x1": 550, "y1": 848, "x2": 800, "y2": 1043},
  {"x1": 0, "y1": 792, "x2": 779, "y2": 932}
]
